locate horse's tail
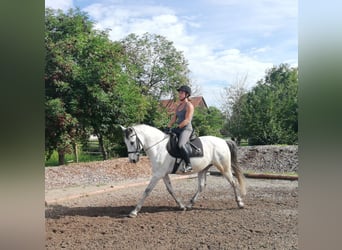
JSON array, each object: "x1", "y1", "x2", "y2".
[{"x1": 226, "y1": 140, "x2": 247, "y2": 196}]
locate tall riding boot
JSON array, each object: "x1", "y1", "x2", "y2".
[{"x1": 179, "y1": 145, "x2": 192, "y2": 173}]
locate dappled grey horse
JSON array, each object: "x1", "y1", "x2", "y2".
[{"x1": 120, "y1": 124, "x2": 246, "y2": 218}]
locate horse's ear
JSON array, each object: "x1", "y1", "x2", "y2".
[{"x1": 119, "y1": 125, "x2": 126, "y2": 131}]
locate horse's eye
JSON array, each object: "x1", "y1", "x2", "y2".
[{"x1": 130, "y1": 141, "x2": 134, "y2": 146}]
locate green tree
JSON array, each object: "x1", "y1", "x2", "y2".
[
  {"x1": 239, "y1": 64, "x2": 298, "y2": 145},
  {"x1": 45, "y1": 8, "x2": 94, "y2": 164},
  {"x1": 45, "y1": 8, "x2": 149, "y2": 163},
  {"x1": 45, "y1": 10, "x2": 201, "y2": 163},
  {"x1": 144, "y1": 97, "x2": 170, "y2": 128},
  {"x1": 225, "y1": 94, "x2": 248, "y2": 144},
  {"x1": 220, "y1": 74, "x2": 248, "y2": 144},
  {"x1": 192, "y1": 106, "x2": 225, "y2": 137},
  {"x1": 121, "y1": 33, "x2": 191, "y2": 99},
  {"x1": 45, "y1": 98, "x2": 78, "y2": 164},
  {"x1": 120, "y1": 33, "x2": 191, "y2": 128}
]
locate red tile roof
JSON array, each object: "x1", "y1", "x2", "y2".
[{"x1": 160, "y1": 96, "x2": 208, "y2": 114}]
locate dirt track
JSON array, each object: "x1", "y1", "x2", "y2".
[{"x1": 45, "y1": 172, "x2": 298, "y2": 249}]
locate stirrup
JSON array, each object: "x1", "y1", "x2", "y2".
[{"x1": 182, "y1": 164, "x2": 192, "y2": 173}]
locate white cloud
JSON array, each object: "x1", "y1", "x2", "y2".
[
  {"x1": 45, "y1": 0, "x2": 74, "y2": 11},
  {"x1": 83, "y1": 3, "x2": 197, "y2": 58},
  {"x1": 192, "y1": 49, "x2": 271, "y2": 84},
  {"x1": 82, "y1": 2, "x2": 282, "y2": 106},
  {"x1": 83, "y1": 3, "x2": 192, "y2": 43},
  {"x1": 57, "y1": 0, "x2": 296, "y2": 107},
  {"x1": 188, "y1": 47, "x2": 272, "y2": 98}
]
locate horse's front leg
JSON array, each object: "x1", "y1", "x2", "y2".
[
  {"x1": 187, "y1": 169, "x2": 208, "y2": 209},
  {"x1": 129, "y1": 176, "x2": 161, "y2": 218},
  {"x1": 163, "y1": 175, "x2": 185, "y2": 210}
]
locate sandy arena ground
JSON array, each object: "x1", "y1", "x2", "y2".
[{"x1": 45, "y1": 158, "x2": 298, "y2": 249}]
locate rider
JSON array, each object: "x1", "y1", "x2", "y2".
[{"x1": 166, "y1": 85, "x2": 194, "y2": 173}]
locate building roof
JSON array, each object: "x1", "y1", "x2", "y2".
[{"x1": 160, "y1": 96, "x2": 208, "y2": 114}]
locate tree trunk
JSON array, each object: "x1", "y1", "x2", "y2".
[
  {"x1": 58, "y1": 150, "x2": 65, "y2": 165},
  {"x1": 73, "y1": 143, "x2": 79, "y2": 163},
  {"x1": 237, "y1": 137, "x2": 241, "y2": 146},
  {"x1": 98, "y1": 134, "x2": 108, "y2": 160}
]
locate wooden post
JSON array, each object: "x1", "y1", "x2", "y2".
[{"x1": 73, "y1": 143, "x2": 79, "y2": 163}]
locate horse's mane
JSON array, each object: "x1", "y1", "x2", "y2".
[{"x1": 133, "y1": 124, "x2": 164, "y2": 134}]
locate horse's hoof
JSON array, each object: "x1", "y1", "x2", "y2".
[
  {"x1": 238, "y1": 201, "x2": 245, "y2": 208},
  {"x1": 178, "y1": 206, "x2": 186, "y2": 211},
  {"x1": 178, "y1": 205, "x2": 187, "y2": 211},
  {"x1": 128, "y1": 211, "x2": 137, "y2": 218}
]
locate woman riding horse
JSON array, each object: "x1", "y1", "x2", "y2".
[{"x1": 166, "y1": 85, "x2": 194, "y2": 173}]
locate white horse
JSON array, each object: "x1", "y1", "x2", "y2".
[{"x1": 120, "y1": 124, "x2": 246, "y2": 218}]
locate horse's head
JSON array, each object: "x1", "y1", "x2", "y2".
[{"x1": 120, "y1": 125, "x2": 142, "y2": 163}]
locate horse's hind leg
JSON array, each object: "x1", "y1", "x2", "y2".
[
  {"x1": 129, "y1": 176, "x2": 161, "y2": 218},
  {"x1": 163, "y1": 175, "x2": 185, "y2": 210},
  {"x1": 187, "y1": 169, "x2": 208, "y2": 209},
  {"x1": 221, "y1": 170, "x2": 244, "y2": 208}
]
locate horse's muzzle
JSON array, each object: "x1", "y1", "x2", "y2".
[{"x1": 129, "y1": 155, "x2": 140, "y2": 163}]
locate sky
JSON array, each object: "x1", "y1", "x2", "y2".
[{"x1": 45, "y1": 0, "x2": 298, "y2": 108}]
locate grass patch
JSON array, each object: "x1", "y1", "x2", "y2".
[{"x1": 45, "y1": 150, "x2": 103, "y2": 167}]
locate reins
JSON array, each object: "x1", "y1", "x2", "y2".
[{"x1": 144, "y1": 135, "x2": 169, "y2": 152}]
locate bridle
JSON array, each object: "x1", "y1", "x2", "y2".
[
  {"x1": 127, "y1": 127, "x2": 169, "y2": 155},
  {"x1": 127, "y1": 128, "x2": 143, "y2": 155}
]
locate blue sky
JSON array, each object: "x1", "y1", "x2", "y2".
[{"x1": 45, "y1": 0, "x2": 298, "y2": 107}]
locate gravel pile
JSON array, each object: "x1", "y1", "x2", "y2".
[
  {"x1": 238, "y1": 145, "x2": 298, "y2": 173},
  {"x1": 45, "y1": 157, "x2": 152, "y2": 190},
  {"x1": 45, "y1": 145, "x2": 298, "y2": 190}
]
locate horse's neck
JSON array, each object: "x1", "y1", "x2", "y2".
[{"x1": 134, "y1": 125, "x2": 165, "y2": 148}]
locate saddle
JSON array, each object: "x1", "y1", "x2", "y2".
[
  {"x1": 166, "y1": 130, "x2": 204, "y2": 159},
  {"x1": 166, "y1": 131, "x2": 203, "y2": 174}
]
